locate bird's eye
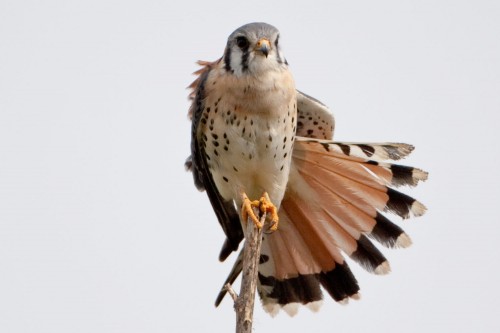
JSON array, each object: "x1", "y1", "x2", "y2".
[{"x1": 236, "y1": 36, "x2": 249, "y2": 49}]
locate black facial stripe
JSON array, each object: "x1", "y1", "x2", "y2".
[
  {"x1": 274, "y1": 35, "x2": 280, "y2": 63},
  {"x1": 224, "y1": 48, "x2": 232, "y2": 72},
  {"x1": 240, "y1": 43, "x2": 250, "y2": 72}
]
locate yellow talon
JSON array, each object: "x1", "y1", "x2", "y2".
[
  {"x1": 240, "y1": 192, "x2": 279, "y2": 232},
  {"x1": 241, "y1": 193, "x2": 263, "y2": 229},
  {"x1": 260, "y1": 192, "x2": 279, "y2": 233}
]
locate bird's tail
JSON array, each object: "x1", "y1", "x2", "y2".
[{"x1": 216, "y1": 138, "x2": 427, "y2": 316}]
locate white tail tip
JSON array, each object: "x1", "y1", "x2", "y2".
[
  {"x1": 396, "y1": 233, "x2": 413, "y2": 248},
  {"x1": 374, "y1": 261, "x2": 391, "y2": 275},
  {"x1": 283, "y1": 303, "x2": 300, "y2": 316},
  {"x1": 306, "y1": 300, "x2": 323, "y2": 312}
]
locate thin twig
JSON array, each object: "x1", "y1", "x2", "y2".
[
  {"x1": 234, "y1": 207, "x2": 266, "y2": 333},
  {"x1": 224, "y1": 283, "x2": 238, "y2": 302}
]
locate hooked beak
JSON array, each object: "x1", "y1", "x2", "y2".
[{"x1": 255, "y1": 38, "x2": 271, "y2": 57}]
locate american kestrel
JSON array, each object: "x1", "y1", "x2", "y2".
[{"x1": 186, "y1": 22, "x2": 427, "y2": 316}]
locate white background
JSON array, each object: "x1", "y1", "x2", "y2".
[{"x1": 1, "y1": 0, "x2": 499, "y2": 332}]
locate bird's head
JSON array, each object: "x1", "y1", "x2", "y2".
[{"x1": 223, "y1": 22, "x2": 287, "y2": 77}]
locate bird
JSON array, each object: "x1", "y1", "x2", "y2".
[{"x1": 185, "y1": 22, "x2": 428, "y2": 316}]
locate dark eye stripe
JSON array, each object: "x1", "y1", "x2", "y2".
[
  {"x1": 237, "y1": 37, "x2": 250, "y2": 72},
  {"x1": 241, "y1": 49, "x2": 250, "y2": 71},
  {"x1": 224, "y1": 48, "x2": 232, "y2": 73},
  {"x1": 275, "y1": 37, "x2": 283, "y2": 64}
]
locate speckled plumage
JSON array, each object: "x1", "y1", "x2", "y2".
[
  {"x1": 199, "y1": 59, "x2": 296, "y2": 211},
  {"x1": 186, "y1": 22, "x2": 428, "y2": 316}
]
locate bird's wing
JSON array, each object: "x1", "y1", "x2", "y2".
[
  {"x1": 187, "y1": 60, "x2": 244, "y2": 261},
  {"x1": 296, "y1": 90, "x2": 335, "y2": 140}
]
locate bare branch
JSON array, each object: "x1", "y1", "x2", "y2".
[{"x1": 234, "y1": 207, "x2": 266, "y2": 333}]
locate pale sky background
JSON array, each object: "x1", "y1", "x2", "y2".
[{"x1": 1, "y1": 0, "x2": 499, "y2": 332}]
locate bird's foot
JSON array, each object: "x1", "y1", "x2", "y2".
[
  {"x1": 240, "y1": 192, "x2": 279, "y2": 232},
  {"x1": 241, "y1": 193, "x2": 263, "y2": 229},
  {"x1": 259, "y1": 192, "x2": 279, "y2": 232}
]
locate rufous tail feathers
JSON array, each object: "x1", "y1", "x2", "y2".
[{"x1": 216, "y1": 139, "x2": 427, "y2": 316}]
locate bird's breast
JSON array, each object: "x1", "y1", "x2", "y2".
[
  {"x1": 207, "y1": 67, "x2": 296, "y2": 115},
  {"x1": 200, "y1": 70, "x2": 297, "y2": 208}
]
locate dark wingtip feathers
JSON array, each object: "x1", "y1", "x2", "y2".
[{"x1": 219, "y1": 238, "x2": 238, "y2": 262}]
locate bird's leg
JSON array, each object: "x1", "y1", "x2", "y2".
[{"x1": 240, "y1": 192, "x2": 279, "y2": 232}]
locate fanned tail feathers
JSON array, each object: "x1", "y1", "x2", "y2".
[{"x1": 217, "y1": 139, "x2": 428, "y2": 315}]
